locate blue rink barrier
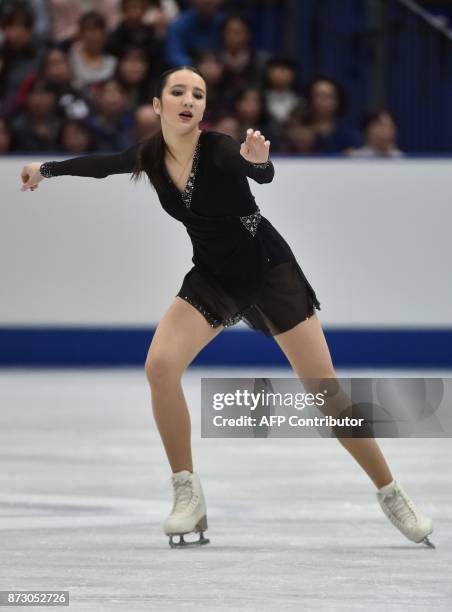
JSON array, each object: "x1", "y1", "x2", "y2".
[{"x1": 0, "y1": 326, "x2": 452, "y2": 368}]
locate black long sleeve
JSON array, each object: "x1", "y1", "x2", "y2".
[
  {"x1": 211, "y1": 133, "x2": 275, "y2": 184},
  {"x1": 40, "y1": 142, "x2": 141, "y2": 179}
]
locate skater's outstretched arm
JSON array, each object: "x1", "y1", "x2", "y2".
[
  {"x1": 212, "y1": 129, "x2": 274, "y2": 184},
  {"x1": 20, "y1": 142, "x2": 141, "y2": 191}
]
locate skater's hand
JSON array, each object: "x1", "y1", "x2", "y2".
[
  {"x1": 240, "y1": 129, "x2": 270, "y2": 164},
  {"x1": 20, "y1": 162, "x2": 44, "y2": 192}
]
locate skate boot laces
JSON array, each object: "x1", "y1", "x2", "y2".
[
  {"x1": 383, "y1": 485, "x2": 417, "y2": 527},
  {"x1": 173, "y1": 478, "x2": 198, "y2": 514}
]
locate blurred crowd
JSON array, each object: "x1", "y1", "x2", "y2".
[{"x1": 0, "y1": 0, "x2": 403, "y2": 158}]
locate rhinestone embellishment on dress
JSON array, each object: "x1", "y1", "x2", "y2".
[
  {"x1": 250, "y1": 160, "x2": 271, "y2": 169},
  {"x1": 239, "y1": 208, "x2": 262, "y2": 237},
  {"x1": 180, "y1": 140, "x2": 201, "y2": 209},
  {"x1": 181, "y1": 295, "x2": 243, "y2": 328},
  {"x1": 39, "y1": 162, "x2": 54, "y2": 178}
]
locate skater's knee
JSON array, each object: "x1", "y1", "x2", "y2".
[{"x1": 145, "y1": 353, "x2": 183, "y2": 387}]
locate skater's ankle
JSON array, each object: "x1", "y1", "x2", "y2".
[{"x1": 376, "y1": 477, "x2": 395, "y2": 491}]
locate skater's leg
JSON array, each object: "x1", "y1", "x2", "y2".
[
  {"x1": 145, "y1": 297, "x2": 223, "y2": 473},
  {"x1": 274, "y1": 313, "x2": 394, "y2": 489}
]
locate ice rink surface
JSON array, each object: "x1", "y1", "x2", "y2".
[{"x1": 0, "y1": 367, "x2": 451, "y2": 612}]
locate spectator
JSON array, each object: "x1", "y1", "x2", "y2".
[
  {"x1": 144, "y1": 0, "x2": 180, "y2": 38},
  {"x1": 47, "y1": 0, "x2": 82, "y2": 45},
  {"x1": 165, "y1": 0, "x2": 224, "y2": 67},
  {"x1": 106, "y1": 0, "x2": 164, "y2": 72},
  {"x1": 58, "y1": 118, "x2": 95, "y2": 153},
  {"x1": 49, "y1": 0, "x2": 122, "y2": 46},
  {"x1": 87, "y1": 78, "x2": 134, "y2": 151},
  {"x1": 134, "y1": 103, "x2": 160, "y2": 139},
  {"x1": 212, "y1": 114, "x2": 240, "y2": 141},
  {"x1": 0, "y1": 118, "x2": 13, "y2": 152},
  {"x1": 10, "y1": 79, "x2": 61, "y2": 151},
  {"x1": 115, "y1": 46, "x2": 156, "y2": 109},
  {"x1": 220, "y1": 14, "x2": 268, "y2": 92},
  {"x1": 68, "y1": 11, "x2": 117, "y2": 90},
  {"x1": 284, "y1": 108, "x2": 316, "y2": 155},
  {"x1": 194, "y1": 50, "x2": 229, "y2": 125},
  {"x1": 232, "y1": 85, "x2": 270, "y2": 142},
  {"x1": 262, "y1": 55, "x2": 302, "y2": 151},
  {"x1": 33, "y1": 46, "x2": 91, "y2": 120},
  {"x1": 304, "y1": 76, "x2": 361, "y2": 154},
  {"x1": 348, "y1": 111, "x2": 404, "y2": 158},
  {"x1": 263, "y1": 56, "x2": 302, "y2": 125},
  {"x1": 0, "y1": 4, "x2": 44, "y2": 118}
]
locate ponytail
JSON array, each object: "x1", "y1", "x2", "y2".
[{"x1": 131, "y1": 129, "x2": 166, "y2": 191}]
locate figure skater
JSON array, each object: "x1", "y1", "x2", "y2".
[{"x1": 20, "y1": 66, "x2": 434, "y2": 550}]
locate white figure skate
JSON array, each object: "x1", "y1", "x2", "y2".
[
  {"x1": 164, "y1": 470, "x2": 210, "y2": 549},
  {"x1": 376, "y1": 479, "x2": 435, "y2": 548}
]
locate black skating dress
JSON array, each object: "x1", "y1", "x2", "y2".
[{"x1": 40, "y1": 129, "x2": 321, "y2": 336}]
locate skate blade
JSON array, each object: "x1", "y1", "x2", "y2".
[
  {"x1": 168, "y1": 532, "x2": 210, "y2": 549},
  {"x1": 421, "y1": 536, "x2": 436, "y2": 549}
]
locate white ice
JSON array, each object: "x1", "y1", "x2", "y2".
[{"x1": 0, "y1": 367, "x2": 451, "y2": 611}]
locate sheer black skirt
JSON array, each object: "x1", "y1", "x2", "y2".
[{"x1": 176, "y1": 256, "x2": 321, "y2": 337}]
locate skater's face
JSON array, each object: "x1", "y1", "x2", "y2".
[{"x1": 154, "y1": 69, "x2": 206, "y2": 133}]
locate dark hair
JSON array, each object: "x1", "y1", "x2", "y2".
[
  {"x1": 121, "y1": 0, "x2": 151, "y2": 11},
  {"x1": 79, "y1": 10, "x2": 107, "y2": 30},
  {"x1": 305, "y1": 75, "x2": 347, "y2": 118},
  {"x1": 233, "y1": 85, "x2": 267, "y2": 124},
  {"x1": 361, "y1": 110, "x2": 397, "y2": 133},
  {"x1": 264, "y1": 55, "x2": 299, "y2": 90},
  {"x1": 220, "y1": 13, "x2": 253, "y2": 37},
  {"x1": 28, "y1": 78, "x2": 58, "y2": 95},
  {"x1": 38, "y1": 45, "x2": 69, "y2": 77},
  {"x1": 101, "y1": 77, "x2": 128, "y2": 95},
  {"x1": 288, "y1": 105, "x2": 313, "y2": 126},
  {"x1": 0, "y1": 4, "x2": 34, "y2": 29},
  {"x1": 58, "y1": 119, "x2": 94, "y2": 151},
  {"x1": 130, "y1": 65, "x2": 205, "y2": 191}
]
